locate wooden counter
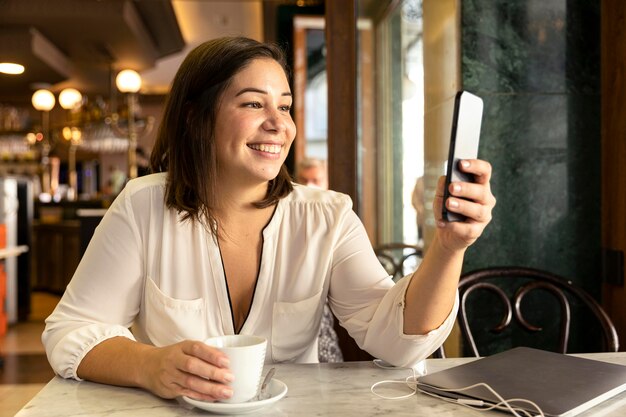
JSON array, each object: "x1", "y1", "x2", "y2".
[{"x1": 31, "y1": 221, "x2": 81, "y2": 294}]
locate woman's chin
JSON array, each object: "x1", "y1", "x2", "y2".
[{"x1": 256, "y1": 167, "x2": 283, "y2": 182}]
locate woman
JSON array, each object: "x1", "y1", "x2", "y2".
[{"x1": 43, "y1": 37, "x2": 496, "y2": 403}]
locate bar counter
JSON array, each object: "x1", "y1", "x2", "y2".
[{"x1": 15, "y1": 353, "x2": 626, "y2": 416}]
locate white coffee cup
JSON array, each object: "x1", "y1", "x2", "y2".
[{"x1": 204, "y1": 335, "x2": 267, "y2": 403}]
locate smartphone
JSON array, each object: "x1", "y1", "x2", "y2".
[{"x1": 442, "y1": 90, "x2": 484, "y2": 222}]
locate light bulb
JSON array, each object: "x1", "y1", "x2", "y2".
[
  {"x1": 32, "y1": 89, "x2": 55, "y2": 111},
  {"x1": 116, "y1": 69, "x2": 142, "y2": 93},
  {"x1": 0, "y1": 63, "x2": 25, "y2": 75},
  {"x1": 59, "y1": 88, "x2": 83, "y2": 109},
  {"x1": 71, "y1": 127, "x2": 82, "y2": 143},
  {"x1": 62, "y1": 127, "x2": 72, "y2": 141}
]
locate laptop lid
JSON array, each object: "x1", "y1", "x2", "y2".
[{"x1": 417, "y1": 347, "x2": 626, "y2": 417}]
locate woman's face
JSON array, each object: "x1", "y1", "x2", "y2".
[{"x1": 213, "y1": 58, "x2": 295, "y2": 187}]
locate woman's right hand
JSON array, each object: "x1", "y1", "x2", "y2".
[{"x1": 140, "y1": 340, "x2": 234, "y2": 401}]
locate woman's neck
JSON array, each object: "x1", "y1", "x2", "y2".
[
  {"x1": 214, "y1": 182, "x2": 276, "y2": 244},
  {"x1": 214, "y1": 180, "x2": 270, "y2": 218}
]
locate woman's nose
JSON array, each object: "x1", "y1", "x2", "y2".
[{"x1": 262, "y1": 109, "x2": 288, "y2": 133}]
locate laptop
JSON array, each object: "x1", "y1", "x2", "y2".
[{"x1": 417, "y1": 347, "x2": 626, "y2": 417}]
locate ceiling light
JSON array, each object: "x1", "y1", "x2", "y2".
[
  {"x1": 116, "y1": 69, "x2": 142, "y2": 93},
  {"x1": 31, "y1": 89, "x2": 55, "y2": 111},
  {"x1": 59, "y1": 88, "x2": 83, "y2": 110},
  {"x1": 0, "y1": 63, "x2": 25, "y2": 75}
]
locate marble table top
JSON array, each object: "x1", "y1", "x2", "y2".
[{"x1": 15, "y1": 353, "x2": 626, "y2": 416}]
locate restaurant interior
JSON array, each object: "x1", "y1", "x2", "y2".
[{"x1": 1, "y1": 0, "x2": 626, "y2": 415}]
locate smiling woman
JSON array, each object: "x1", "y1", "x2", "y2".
[
  {"x1": 42, "y1": 36, "x2": 495, "y2": 405},
  {"x1": 149, "y1": 38, "x2": 295, "y2": 239},
  {"x1": 212, "y1": 58, "x2": 295, "y2": 189}
]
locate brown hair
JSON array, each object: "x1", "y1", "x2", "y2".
[{"x1": 150, "y1": 37, "x2": 293, "y2": 236}]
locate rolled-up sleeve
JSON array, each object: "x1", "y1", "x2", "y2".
[
  {"x1": 328, "y1": 207, "x2": 458, "y2": 369},
  {"x1": 363, "y1": 274, "x2": 458, "y2": 368},
  {"x1": 44, "y1": 321, "x2": 135, "y2": 380}
]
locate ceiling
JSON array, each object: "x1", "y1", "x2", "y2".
[{"x1": 0, "y1": 0, "x2": 264, "y2": 103}]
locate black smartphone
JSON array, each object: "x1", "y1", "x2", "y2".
[{"x1": 442, "y1": 90, "x2": 484, "y2": 222}]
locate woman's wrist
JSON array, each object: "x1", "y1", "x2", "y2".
[
  {"x1": 133, "y1": 342, "x2": 158, "y2": 390},
  {"x1": 431, "y1": 232, "x2": 468, "y2": 258}
]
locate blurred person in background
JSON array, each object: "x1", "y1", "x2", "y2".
[
  {"x1": 412, "y1": 176, "x2": 425, "y2": 241},
  {"x1": 295, "y1": 157, "x2": 328, "y2": 189}
]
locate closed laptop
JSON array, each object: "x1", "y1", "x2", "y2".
[{"x1": 417, "y1": 347, "x2": 626, "y2": 417}]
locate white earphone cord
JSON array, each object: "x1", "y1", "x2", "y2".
[{"x1": 370, "y1": 367, "x2": 545, "y2": 417}]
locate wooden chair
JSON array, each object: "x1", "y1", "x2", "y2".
[
  {"x1": 436, "y1": 266, "x2": 619, "y2": 358},
  {"x1": 374, "y1": 243, "x2": 423, "y2": 281}
]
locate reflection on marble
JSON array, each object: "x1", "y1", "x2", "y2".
[
  {"x1": 460, "y1": 0, "x2": 601, "y2": 354},
  {"x1": 14, "y1": 355, "x2": 626, "y2": 417},
  {"x1": 465, "y1": 93, "x2": 600, "y2": 284},
  {"x1": 462, "y1": 0, "x2": 599, "y2": 94}
]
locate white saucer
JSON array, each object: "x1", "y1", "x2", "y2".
[{"x1": 182, "y1": 379, "x2": 288, "y2": 415}]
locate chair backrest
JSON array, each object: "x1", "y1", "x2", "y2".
[
  {"x1": 452, "y1": 266, "x2": 619, "y2": 357},
  {"x1": 374, "y1": 243, "x2": 423, "y2": 281}
]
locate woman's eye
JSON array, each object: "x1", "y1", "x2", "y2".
[
  {"x1": 244, "y1": 102, "x2": 262, "y2": 109},
  {"x1": 279, "y1": 105, "x2": 291, "y2": 112}
]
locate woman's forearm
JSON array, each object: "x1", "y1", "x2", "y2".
[
  {"x1": 77, "y1": 336, "x2": 234, "y2": 401},
  {"x1": 402, "y1": 159, "x2": 496, "y2": 335},
  {"x1": 402, "y1": 234, "x2": 465, "y2": 335},
  {"x1": 77, "y1": 336, "x2": 155, "y2": 389}
]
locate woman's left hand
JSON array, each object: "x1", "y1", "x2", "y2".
[{"x1": 433, "y1": 159, "x2": 496, "y2": 252}]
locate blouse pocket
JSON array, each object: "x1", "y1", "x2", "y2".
[
  {"x1": 272, "y1": 290, "x2": 324, "y2": 362},
  {"x1": 144, "y1": 278, "x2": 207, "y2": 346}
]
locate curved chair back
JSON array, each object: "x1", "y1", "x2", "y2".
[
  {"x1": 374, "y1": 243, "x2": 423, "y2": 281},
  {"x1": 455, "y1": 267, "x2": 619, "y2": 357}
]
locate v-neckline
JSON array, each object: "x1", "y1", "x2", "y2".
[
  {"x1": 217, "y1": 237, "x2": 263, "y2": 334},
  {"x1": 213, "y1": 201, "x2": 282, "y2": 334}
]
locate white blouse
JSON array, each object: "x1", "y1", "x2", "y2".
[{"x1": 43, "y1": 173, "x2": 458, "y2": 380}]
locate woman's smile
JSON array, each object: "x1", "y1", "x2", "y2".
[{"x1": 247, "y1": 143, "x2": 283, "y2": 155}]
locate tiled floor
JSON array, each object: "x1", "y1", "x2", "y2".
[{"x1": 0, "y1": 292, "x2": 60, "y2": 417}]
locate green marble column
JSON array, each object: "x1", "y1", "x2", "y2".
[{"x1": 460, "y1": 0, "x2": 601, "y2": 353}]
